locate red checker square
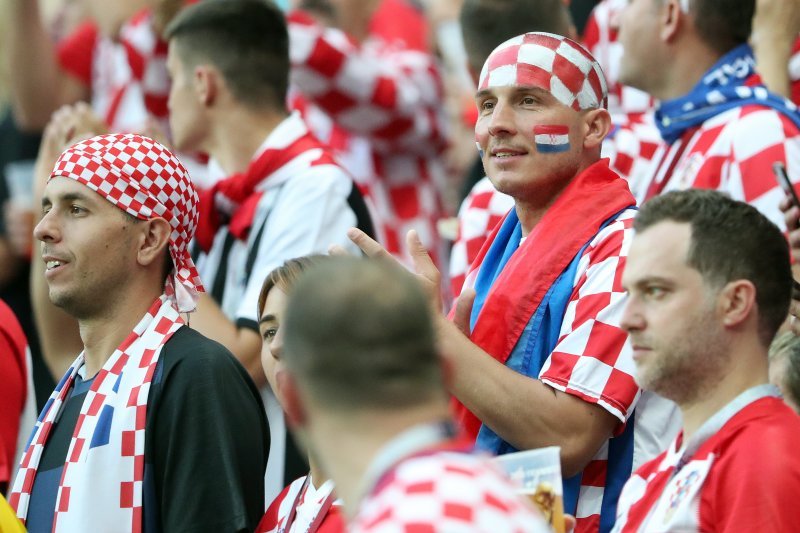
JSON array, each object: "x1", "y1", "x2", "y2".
[
  {"x1": 134, "y1": 454, "x2": 145, "y2": 474},
  {"x1": 120, "y1": 481, "x2": 135, "y2": 508},
  {"x1": 574, "y1": 293, "x2": 612, "y2": 326},
  {"x1": 307, "y1": 38, "x2": 346, "y2": 78},
  {"x1": 484, "y1": 492, "x2": 510, "y2": 512},
  {"x1": 58, "y1": 487, "x2": 71, "y2": 512},
  {"x1": 128, "y1": 386, "x2": 141, "y2": 407},
  {"x1": 121, "y1": 430, "x2": 137, "y2": 456},
  {"x1": 515, "y1": 64, "x2": 553, "y2": 92},
  {"x1": 583, "y1": 321, "x2": 628, "y2": 365},
  {"x1": 136, "y1": 405, "x2": 147, "y2": 428},
  {"x1": 487, "y1": 44, "x2": 521, "y2": 73},
  {"x1": 688, "y1": 124, "x2": 724, "y2": 154},
  {"x1": 405, "y1": 481, "x2": 435, "y2": 494},
  {"x1": 443, "y1": 464, "x2": 473, "y2": 477},
  {"x1": 87, "y1": 393, "x2": 105, "y2": 416},
  {"x1": 740, "y1": 143, "x2": 788, "y2": 201},
  {"x1": 373, "y1": 117, "x2": 414, "y2": 141},
  {"x1": 586, "y1": 67, "x2": 605, "y2": 106},
  {"x1": 552, "y1": 53, "x2": 585, "y2": 95},
  {"x1": 140, "y1": 348, "x2": 156, "y2": 368},
  {"x1": 111, "y1": 353, "x2": 129, "y2": 374},
  {"x1": 542, "y1": 351, "x2": 580, "y2": 383},
  {"x1": 132, "y1": 507, "x2": 143, "y2": 531},
  {"x1": 613, "y1": 256, "x2": 627, "y2": 293},
  {"x1": 364, "y1": 507, "x2": 393, "y2": 528},
  {"x1": 443, "y1": 502, "x2": 474, "y2": 521},
  {"x1": 601, "y1": 369, "x2": 638, "y2": 411},
  {"x1": 317, "y1": 89, "x2": 357, "y2": 113},
  {"x1": 613, "y1": 152, "x2": 633, "y2": 177},
  {"x1": 525, "y1": 32, "x2": 562, "y2": 50},
  {"x1": 155, "y1": 316, "x2": 174, "y2": 334},
  {"x1": 390, "y1": 185, "x2": 421, "y2": 219},
  {"x1": 470, "y1": 191, "x2": 495, "y2": 210},
  {"x1": 371, "y1": 76, "x2": 397, "y2": 109},
  {"x1": 404, "y1": 524, "x2": 436, "y2": 533},
  {"x1": 640, "y1": 141, "x2": 660, "y2": 160},
  {"x1": 690, "y1": 156, "x2": 724, "y2": 190},
  {"x1": 68, "y1": 438, "x2": 85, "y2": 462},
  {"x1": 466, "y1": 237, "x2": 486, "y2": 264}
]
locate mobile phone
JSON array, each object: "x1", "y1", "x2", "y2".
[{"x1": 774, "y1": 162, "x2": 800, "y2": 210}]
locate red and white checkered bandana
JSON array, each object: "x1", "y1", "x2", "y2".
[
  {"x1": 478, "y1": 32, "x2": 608, "y2": 111},
  {"x1": 50, "y1": 134, "x2": 204, "y2": 312}
]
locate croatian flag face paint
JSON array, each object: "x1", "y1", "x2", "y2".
[{"x1": 533, "y1": 125, "x2": 570, "y2": 153}]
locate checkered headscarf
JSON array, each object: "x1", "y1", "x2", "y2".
[
  {"x1": 479, "y1": 32, "x2": 608, "y2": 111},
  {"x1": 50, "y1": 134, "x2": 204, "y2": 312}
]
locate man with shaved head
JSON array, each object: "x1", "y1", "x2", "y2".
[{"x1": 349, "y1": 32, "x2": 679, "y2": 533}]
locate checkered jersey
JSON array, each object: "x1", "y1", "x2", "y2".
[
  {"x1": 637, "y1": 104, "x2": 800, "y2": 229},
  {"x1": 287, "y1": 2, "x2": 448, "y2": 265},
  {"x1": 790, "y1": 35, "x2": 800, "y2": 105},
  {"x1": 57, "y1": 9, "x2": 169, "y2": 132},
  {"x1": 613, "y1": 395, "x2": 800, "y2": 533},
  {"x1": 9, "y1": 296, "x2": 182, "y2": 532},
  {"x1": 603, "y1": 113, "x2": 663, "y2": 185},
  {"x1": 352, "y1": 451, "x2": 550, "y2": 532},
  {"x1": 258, "y1": 475, "x2": 343, "y2": 533},
  {"x1": 449, "y1": 177, "x2": 514, "y2": 298}
]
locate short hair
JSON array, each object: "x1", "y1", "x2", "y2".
[
  {"x1": 282, "y1": 257, "x2": 442, "y2": 410},
  {"x1": 688, "y1": 0, "x2": 754, "y2": 55},
  {"x1": 769, "y1": 332, "x2": 800, "y2": 410},
  {"x1": 165, "y1": 0, "x2": 289, "y2": 109},
  {"x1": 460, "y1": 0, "x2": 572, "y2": 75},
  {"x1": 257, "y1": 255, "x2": 329, "y2": 318},
  {"x1": 634, "y1": 189, "x2": 792, "y2": 346}
]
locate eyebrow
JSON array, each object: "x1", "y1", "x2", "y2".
[
  {"x1": 475, "y1": 86, "x2": 550, "y2": 100},
  {"x1": 259, "y1": 314, "x2": 278, "y2": 326},
  {"x1": 41, "y1": 191, "x2": 95, "y2": 208}
]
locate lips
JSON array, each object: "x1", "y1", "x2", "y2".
[
  {"x1": 490, "y1": 146, "x2": 528, "y2": 158},
  {"x1": 42, "y1": 254, "x2": 70, "y2": 277}
]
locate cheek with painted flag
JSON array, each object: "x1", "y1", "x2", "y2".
[{"x1": 533, "y1": 125, "x2": 571, "y2": 153}]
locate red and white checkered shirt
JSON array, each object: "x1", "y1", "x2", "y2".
[
  {"x1": 612, "y1": 392, "x2": 800, "y2": 533},
  {"x1": 636, "y1": 105, "x2": 800, "y2": 229},
  {"x1": 789, "y1": 35, "x2": 800, "y2": 105},
  {"x1": 287, "y1": 0, "x2": 448, "y2": 265},
  {"x1": 352, "y1": 450, "x2": 549, "y2": 532},
  {"x1": 57, "y1": 9, "x2": 169, "y2": 132}
]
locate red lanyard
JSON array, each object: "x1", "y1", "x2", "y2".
[{"x1": 281, "y1": 475, "x2": 336, "y2": 533}]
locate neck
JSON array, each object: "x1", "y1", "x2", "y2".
[
  {"x1": 309, "y1": 401, "x2": 451, "y2": 519},
  {"x1": 308, "y1": 455, "x2": 326, "y2": 490},
  {"x1": 205, "y1": 106, "x2": 288, "y2": 176},
  {"x1": 654, "y1": 43, "x2": 722, "y2": 101},
  {"x1": 679, "y1": 337, "x2": 770, "y2": 441},
  {"x1": 79, "y1": 285, "x2": 163, "y2": 376}
]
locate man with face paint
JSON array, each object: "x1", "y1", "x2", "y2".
[
  {"x1": 348, "y1": 32, "x2": 680, "y2": 533},
  {"x1": 8, "y1": 134, "x2": 268, "y2": 532}
]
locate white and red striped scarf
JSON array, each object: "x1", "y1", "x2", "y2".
[
  {"x1": 195, "y1": 113, "x2": 341, "y2": 252},
  {"x1": 9, "y1": 295, "x2": 183, "y2": 531}
]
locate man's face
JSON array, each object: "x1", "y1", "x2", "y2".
[
  {"x1": 475, "y1": 85, "x2": 584, "y2": 202},
  {"x1": 259, "y1": 286, "x2": 289, "y2": 405},
  {"x1": 33, "y1": 177, "x2": 143, "y2": 319},
  {"x1": 621, "y1": 221, "x2": 731, "y2": 403},
  {"x1": 166, "y1": 42, "x2": 208, "y2": 153},
  {"x1": 617, "y1": 0, "x2": 664, "y2": 93}
]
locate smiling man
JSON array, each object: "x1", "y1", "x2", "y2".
[
  {"x1": 8, "y1": 134, "x2": 268, "y2": 533},
  {"x1": 614, "y1": 189, "x2": 800, "y2": 532},
  {"x1": 348, "y1": 32, "x2": 680, "y2": 533}
]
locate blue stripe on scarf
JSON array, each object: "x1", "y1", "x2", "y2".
[{"x1": 655, "y1": 44, "x2": 800, "y2": 144}]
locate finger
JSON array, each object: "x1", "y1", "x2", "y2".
[
  {"x1": 785, "y1": 205, "x2": 800, "y2": 231},
  {"x1": 564, "y1": 514, "x2": 577, "y2": 533},
  {"x1": 406, "y1": 229, "x2": 440, "y2": 286},
  {"x1": 788, "y1": 228, "x2": 800, "y2": 253},
  {"x1": 347, "y1": 227, "x2": 393, "y2": 261},
  {"x1": 327, "y1": 244, "x2": 352, "y2": 257},
  {"x1": 452, "y1": 288, "x2": 476, "y2": 336}
]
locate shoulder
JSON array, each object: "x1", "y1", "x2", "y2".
[
  {"x1": 699, "y1": 105, "x2": 800, "y2": 149},
  {"x1": 579, "y1": 207, "x2": 636, "y2": 267}
]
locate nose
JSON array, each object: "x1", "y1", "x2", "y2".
[
  {"x1": 33, "y1": 209, "x2": 60, "y2": 244},
  {"x1": 619, "y1": 294, "x2": 644, "y2": 333},
  {"x1": 487, "y1": 99, "x2": 517, "y2": 138},
  {"x1": 270, "y1": 326, "x2": 284, "y2": 360}
]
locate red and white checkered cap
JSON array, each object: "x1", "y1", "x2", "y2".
[
  {"x1": 50, "y1": 133, "x2": 204, "y2": 312},
  {"x1": 478, "y1": 32, "x2": 609, "y2": 111}
]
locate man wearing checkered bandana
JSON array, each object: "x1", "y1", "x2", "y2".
[
  {"x1": 347, "y1": 31, "x2": 680, "y2": 533},
  {"x1": 9, "y1": 134, "x2": 269, "y2": 532}
]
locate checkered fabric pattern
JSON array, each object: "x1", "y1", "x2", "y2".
[
  {"x1": 51, "y1": 133, "x2": 203, "y2": 312},
  {"x1": 604, "y1": 113, "x2": 663, "y2": 185},
  {"x1": 789, "y1": 35, "x2": 800, "y2": 105},
  {"x1": 57, "y1": 9, "x2": 170, "y2": 132},
  {"x1": 352, "y1": 451, "x2": 550, "y2": 532},
  {"x1": 479, "y1": 32, "x2": 608, "y2": 111},
  {"x1": 636, "y1": 104, "x2": 800, "y2": 229},
  {"x1": 287, "y1": 3, "x2": 448, "y2": 266},
  {"x1": 9, "y1": 296, "x2": 183, "y2": 531},
  {"x1": 449, "y1": 177, "x2": 514, "y2": 298}
]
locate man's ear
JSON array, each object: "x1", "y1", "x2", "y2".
[
  {"x1": 660, "y1": 0, "x2": 684, "y2": 43},
  {"x1": 137, "y1": 217, "x2": 171, "y2": 269},
  {"x1": 194, "y1": 65, "x2": 218, "y2": 106},
  {"x1": 277, "y1": 371, "x2": 308, "y2": 429},
  {"x1": 719, "y1": 279, "x2": 758, "y2": 330},
  {"x1": 582, "y1": 108, "x2": 612, "y2": 151}
]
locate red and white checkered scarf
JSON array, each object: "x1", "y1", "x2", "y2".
[{"x1": 9, "y1": 295, "x2": 183, "y2": 531}]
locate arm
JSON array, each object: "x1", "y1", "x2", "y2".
[
  {"x1": 6, "y1": 0, "x2": 89, "y2": 131},
  {"x1": 751, "y1": 0, "x2": 800, "y2": 99},
  {"x1": 288, "y1": 13, "x2": 448, "y2": 154},
  {"x1": 348, "y1": 221, "x2": 635, "y2": 476}
]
